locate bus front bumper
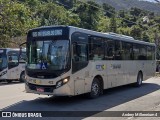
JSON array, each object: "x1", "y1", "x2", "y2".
[{"x1": 25, "y1": 82, "x2": 73, "y2": 96}]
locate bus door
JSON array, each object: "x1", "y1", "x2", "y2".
[
  {"x1": 71, "y1": 32, "x2": 89, "y2": 95},
  {"x1": 7, "y1": 51, "x2": 19, "y2": 79},
  {"x1": 0, "y1": 49, "x2": 7, "y2": 79},
  {"x1": 18, "y1": 51, "x2": 26, "y2": 73}
]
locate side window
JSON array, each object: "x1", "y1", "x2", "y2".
[
  {"x1": 133, "y1": 44, "x2": 140, "y2": 60},
  {"x1": 8, "y1": 52, "x2": 19, "y2": 69},
  {"x1": 139, "y1": 45, "x2": 147, "y2": 60},
  {"x1": 0, "y1": 56, "x2": 7, "y2": 69},
  {"x1": 152, "y1": 46, "x2": 155, "y2": 60},
  {"x1": 122, "y1": 42, "x2": 133, "y2": 60},
  {"x1": 19, "y1": 52, "x2": 26, "y2": 63},
  {"x1": 105, "y1": 39, "x2": 115, "y2": 60},
  {"x1": 89, "y1": 37, "x2": 104, "y2": 60},
  {"x1": 147, "y1": 46, "x2": 152, "y2": 60},
  {"x1": 73, "y1": 43, "x2": 88, "y2": 62},
  {"x1": 133, "y1": 44, "x2": 147, "y2": 60},
  {"x1": 115, "y1": 41, "x2": 122, "y2": 60}
]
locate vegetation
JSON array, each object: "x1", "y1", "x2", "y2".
[{"x1": 0, "y1": 0, "x2": 160, "y2": 58}]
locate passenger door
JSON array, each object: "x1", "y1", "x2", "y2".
[
  {"x1": 8, "y1": 51, "x2": 19, "y2": 79},
  {"x1": 71, "y1": 32, "x2": 89, "y2": 95}
]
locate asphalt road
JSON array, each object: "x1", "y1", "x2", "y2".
[{"x1": 0, "y1": 77, "x2": 160, "y2": 120}]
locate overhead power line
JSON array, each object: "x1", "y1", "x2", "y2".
[
  {"x1": 55, "y1": 0, "x2": 158, "y2": 28},
  {"x1": 77, "y1": 0, "x2": 139, "y2": 25}
]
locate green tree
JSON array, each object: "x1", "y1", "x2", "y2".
[
  {"x1": 109, "y1": 16, "x2": 117, "y2": 33},
  {"x1": 102, "y1": 3, "x2": 115, "y2": 17},
  {"x1": 55, "y1": 0, "x2": 75, "y2": 9},
  {"x1": 130, "y1": 26, "x2": 142, "y2": 40},
  {"x1": 72, "y1": 1, "x2": 101, "y2": 30},
  {"x1": 142, "y1": 32, "x2": 150, "y2": 42},
  {"x1": 118, "y1": 10, "x2": 126, "y2": 18},
  {"x1": 37, "y1": 1, "x2": 80, "y2": 26},
  {"x1": 0, "y1": 0, "x2": 39, "y2": 47},
  {"x1": 130, "y1": 7, "x2": 145, "y2": 17},
  {"x1": 117, "y1": 27, "x2": 130, "y2": 36},
  {"x1": 97, "y1": 17, "x2": 110, "y2": 32}
]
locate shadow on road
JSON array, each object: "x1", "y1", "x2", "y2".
[
  {"x1": 1, "y1": 82, "x2": 160, "y2": 119},
  {"x1": 0, "y1": 81, "x2": 24, "y2": 86}
]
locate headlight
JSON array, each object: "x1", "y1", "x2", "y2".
[
  {"x1": 56, "y1": 77, "x2": 70, "y2": 88},
  {"x1": 63, "y1": 78, "x2": 69, "y2": 83}
]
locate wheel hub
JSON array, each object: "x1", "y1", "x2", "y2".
[{"x1": 92, "y1": 83, "x2": 99, "y2": 95}]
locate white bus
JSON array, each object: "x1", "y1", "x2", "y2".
[
  {"x1": 25, "y1": 26, "x2": 156, "y2": 98},
  {"x1": 0, "y1": 48, "x2": 26, "y2": 83}
]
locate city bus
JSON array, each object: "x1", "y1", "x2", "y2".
[
  {"x1": 25, "y1": 26, "x2": 156, "y2": 98},
  {"x1": 0, "y1": 48, "x2": 26, "y2": 83}
]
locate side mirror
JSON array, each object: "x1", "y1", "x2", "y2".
[
  {"x1": 19, "y1": 42, "x2": 27, "y2": 52},
  {"x1": 19, "y1": 42, "x2": 27, "y2": 62}
]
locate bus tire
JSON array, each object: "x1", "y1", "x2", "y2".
[
  {"x1": 20, "y1": 71, "x2": 25, "y2": 82},
  {"x1": 88, "y1": 78, "x2": 101, "y2": 98},
  {"x1": 134, "y1": 72, "x2": 143, "y2": 87},
  {"x1": 7, "y1": 80, "x2": 12, "y2": 83}
]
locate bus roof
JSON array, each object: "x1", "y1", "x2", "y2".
[
  {"x1": 0, "y1": 48, "x2": 26, "y2": 52},
  {"x1": 28, "y1": 25, "x2": 155, "y2": 46}
]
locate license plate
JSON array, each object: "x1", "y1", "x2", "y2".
[{"x1": 36, "y1": 87, "x2": 44, "y2": 92}]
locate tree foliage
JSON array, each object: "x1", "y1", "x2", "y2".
[
  {"x1": 0, "y1": 0, "x2": 39, "y2": 47},
  {"x1": 71, "y1": 1, "x2": 101, "y2": 30},
  {"x1": 0, "y1": 0, "x2": 160, "y2": 49}
]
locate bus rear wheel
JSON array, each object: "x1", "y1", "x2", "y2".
[
  {"x1": 88, "y1": 78, "x2": 101, "y2": 98},
  {"x1": 135, "y1": 72, "x2": 143, "y2": 87}
]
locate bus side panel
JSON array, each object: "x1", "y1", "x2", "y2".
[
  {"x1": 131, "y1": 61, "x2": 144, "y2": 83},
  {"x1": 74, "y1": 78, "x2": 85, "y2": 95},
  {"x1": 0, "y1": 68, "x2": 8, "y2": 80},
  {"x1": 7, "y1": 63, "x2": 25, "y2": 80},
  {"x1": 144, "y1": 60, "x2": 156, "y2": 80},
  {"x1": 105, "y1": 60, "x2": 126, "y2": 88},
  {"x1": 124, "y1": 61, "x2": 137, "y2": 84},
  {"x1": 7, "y1": 66, "x2": 19, "y2": 80},
  {"x1": 114, "y1": 61, "x2": 125, "y2": 87},
  {"x1": 72, "y1": 61, "x2": 108, "y2": 95},
  {"x1": 72, "y1": 68, "x2": 86, "y2": 95},
  {"x1": 18, "y1": 63, "x2": 25, "y2": 79},
  {"x1": 106, "y1": 61, "x2": 116, "y2": 88}
]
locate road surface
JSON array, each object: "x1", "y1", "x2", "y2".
[{"x1": 0, "y1": 77, "x2": 160, "y2": 120}]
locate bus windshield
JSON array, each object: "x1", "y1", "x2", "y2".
[
  {"x1": 0, "y1": 52, "x2": 7, "y2": 71},
  {"x1": 27, "y1": 40, "x2": 70, "y2": 71}
]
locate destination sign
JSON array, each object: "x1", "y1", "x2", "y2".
[{"x1": 32, "y1": 29, "x2": 63, "y2": 37}]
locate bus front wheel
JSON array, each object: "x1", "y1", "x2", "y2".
[
  {"x1": 20, "y1": 71, "x2": 25, "y2": 82},
  {"x1": 88, "y1": 78, "x2": 101, "y2": 98}
]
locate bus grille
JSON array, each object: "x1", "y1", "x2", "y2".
[{"x1": 27, "y1": 83, "x2": 56, "y2": 93}]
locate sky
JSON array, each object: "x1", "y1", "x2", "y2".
[{"x1": 140, "y1": 0, "x2": 160, "y2": 3}]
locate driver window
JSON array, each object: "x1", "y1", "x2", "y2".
[
  {"x1": 19, "y1": 52, "x2": 26, "y2": 63},
  {"x1": 8, "y1": 54, "x2": 19, "y2": 69}
]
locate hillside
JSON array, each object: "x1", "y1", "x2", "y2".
[
  {"x1": 140, "y1": 0, "x2": 160, "y2": 3},
  {"x1": 96, "y1": 0, "x2": 160, "y2": 15},
  {"x1": 0, "y1": 0, "x2": 160, "y2": 57}
]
